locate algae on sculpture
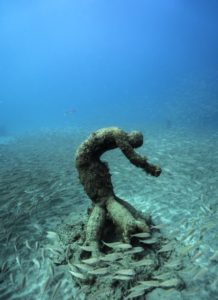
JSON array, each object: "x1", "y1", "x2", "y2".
[{"x1": 75, "y1": 127, "x2": 161, "y2": 256}]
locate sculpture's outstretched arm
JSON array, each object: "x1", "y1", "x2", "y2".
[{"x1": 116, "y1": 137, "x2": 161, "y2": 177}]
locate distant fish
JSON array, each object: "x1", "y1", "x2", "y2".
[
  {"x1": 139, "y1": 238, "x2": 158, "y2": 245},
  {"x1": 1, "y1": 261, "x2": 8, "y2": 272},
  {"x1": 35, "y1": 241, "x2": 39, "y2": 250},
  {"x1": 164, "y1": 259, "x2": 181, "y2": 269},
  {"x1": 178, "y1": 243, "x2": 197, "y2": 256},
  {"x1": 126, "y1": 246, "x2": 144, "y2": 255},
  {"x1": 131, "y1": 258, "x2": 154, "y2": 267},
  {"x1": 193, "y1": 267, "x2": 208, "y2": 280},
  {"x1": 80, "y1": 245, "x2": 95, "y2": 252},
  {"x1": 112, "y1": 275, "x2": 132, "y2": 281},
  {"x1": 6, "y1": 231, "x2": 13, "y2": 244},
  {"x1": 46, "y1": 231, "x2": 59, "y2": 240},
  {"x1": 51, "y1": 281, "x2": 62, "y2": 299},
  {"x1": 102, "y1": 241, "x2": 132, "y2": 250},
  {"x1": 137, "y1": 280, "x2": 160, "y2": 288},
  {"x1": 49, "y1": 263, "x2": 55, "y2": 276},
  {"x1": 88, "y1": 267, "x2": 108, "y2": 275},
  {"x1": 42, "y1": 276, "x2": 51, "y2": 292},
  {"x1": 25, "y1": 240, "x2": 31, "y2": 250},
  {"x1": 159, "y1": 278, "x2": 181, "y2": 288},
  {"x1": 125, "y1": 289, "x2": 145, "y2": 299},
  {"x1": 41, "y1": 248, "x2": 46, "y2": 263},
  {"x1": 69, "y1": 270, "x2": 85, "y2": 279},
  {"x1": 64, "y1": 109, "x2": 76, "y2": 116},
  {"x1": 20, "y1": 275, "x2": 26, "y2": 290},
  {"x1": 65, "y1": 245, "x2": 71, "y2": 262},
  {"x1": 192, "y1": 251, "x2": 203, "y2": 261},
  {"x1": 209, "y1": 250, "x2": 218, "y2": 262},
  {"x1": 100, "y1": 253, "x2": 122, "y2": 262},
  {"x1": 72, "y1": 263, "x2": 93, "y2": 272},
  {"x1": 82, "y1": 257, "x2": 100, "y2": 265},
  {"x1": 10, "y1": 272, "x2": 15, "y2": 284},
  {"x1": 115, "y1": 269, "x2": 135, "y2": 276},
  {"x1": 32, "y1": 258, "x2": 40, "y2": 269},
  {"x1": 16, "y1": 256, "x2": 21, "y2": 269},
  {"x1": 131, "y1": 232, "x2": 151, "y2": 238},
  {"x1": 151, "y1": 224, "x2": 167, "y2": 230},
  {"x1": 152, "y1": 272, "x2": 171, "y2": 280},
  {"x1": 158, "y1": 243, "x2": 175, "y2": 253}
]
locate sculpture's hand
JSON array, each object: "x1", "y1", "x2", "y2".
[
  {"x1": 144, "y1": 164, "x2": 162, "y2": 177},
  {"x1": 152, "y1": 166, "x2": 162, "y2": 177}
]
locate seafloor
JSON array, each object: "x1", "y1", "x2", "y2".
[{"x1": 0, "y1": 125, "x2": 217, "y2": 300}]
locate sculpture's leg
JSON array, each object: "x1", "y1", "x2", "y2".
[
  {"x1": 84, "y1": 204, "x2": 106, "y2": 257},
  {"x1": 106, "y1": 197, "x2": 150, "y2": 242}
]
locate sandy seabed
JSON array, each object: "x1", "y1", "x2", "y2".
[{"x1": 0, "y1": 125, "x2": 217, "y2": 300}]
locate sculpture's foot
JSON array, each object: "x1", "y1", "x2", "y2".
[
  {"x1": 106, "y1": 196, "x2": 150, "y2": 242},
  {"x1": 83, "y1": 197, "x2": 150, "y2": 256}
]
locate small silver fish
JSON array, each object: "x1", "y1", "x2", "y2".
[
  {"x1": 209, "y1": 250, "x2": 218, "y2": 262},
  {"x1": 80, "y1": 245, "x2": 95, "y2": 252},
  {"x1": 1, "y1": 261, "x2": 8, "y2": 272},
  {"x1": 131, "y1": 232, "x2": 151, "y2": 238},
  {"x1": 69, "y1": 270, "x2": 85, "y2": 279},
  {"x1": 132, "y1": 258, "x2": 154, "y2": 267},
  {"x1": 32, "y1": 258, "x2": 40, "y2": 269},
  {"x1": 178, "y1": 244, "x2": 196, "y2": 256},
  {"x1": 35, "y1": 241, "x2": 39, "y2": 250},
  {"x1": 193, "y1": 267, "x2": 208, "y2": 280},
  {"x1": 103, "y1": 241, "x2": 132, "y2": 250},
  {"x1": 49, "y1": 263, "x2": 55, "y2": 276},
  {"x1": 10, "y1": 272, "x2": 15, "y2": 284},
  {"x1": 159, "y1": 278, "x2": 180, "y2": 288},
  {"x1": 153, "y1": 272, "x2": 171, "y2": 280},
  {"x1": 25, "y1": 240, "x2": 31, "y2": 250},
  {"x1": 16, "y1": 256, "x2": 21, "y2": 269},
  {"x1": 51, "y1": 281, "x2": 62, "y2": 299},
  {"x1": 140, "y1": 238, "x2": 158, "y2": 245},
  {"x1": 115, "y1": 269, "x2": 135, "y2": 276},
  {"x1": 137, "y1": 280, "x2": 160, "y2": 288},
  {"x1": 112, "y1": 275, "x2": 132, "y2": 281},
  {"x1": 126, "y1": 246, "x2": 144, "y2": 254},
  {"x1": 165, "y1": 259, "x2": 181, "y2": 268},
  {"x1": 41, "y1": 248, "x2": 45, "y2": 263},
  {"x1": 72, "y1": 263, "x2": 93, "y2": 272},
  {"x1": 20, "y1": 276, "x2": 26, "y2": 290},
  {"x1": 100, "y1": 253, "x2": 122, "y2": 262},
  {"x1": 151, "y1": 224, "x2": 166, "y2": 230},
  {"x1": 71, "y1": 263, "x2": 93, "y2": 272},
  {"x1": 82, "y1": 257, "x2": 100, "y2": 265},
  {"x1": 47, "y1": 231, "x2": 59, "y2": 240},
  {"x1": 158, "y1": 243, "x2": 174, "y2": 253},
  {"x1": 65, "y1": 245, "x2": 71, "y2": 262},
  {"x1": 125, "y1": 289, "x2": 145, "y2": 299},
  {"x1": 42, "y1": 277, "x2": 51, "y2": 292},
  {"x1": 88, "y1": 267, "x2": 108, "y2": 275}
]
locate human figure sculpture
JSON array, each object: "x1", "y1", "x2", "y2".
[{"x1": 75, "y1": 127, "x2": 161, "y2": 256}]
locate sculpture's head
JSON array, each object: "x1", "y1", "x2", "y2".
[{"x1": 127, "y1": 131, "x2": 143, "y2": 148}]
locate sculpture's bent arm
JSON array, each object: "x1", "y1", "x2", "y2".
[{"x1": 116, "y1": 136, "x2": 161, "y2": 177}]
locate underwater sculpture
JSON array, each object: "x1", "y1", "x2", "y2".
[
  {"x1": 51, "y1": 127, "x2": 184, "y2": 299},
  {"x1": 75, "y1": 127, "x2": 161, "y2": 256}
]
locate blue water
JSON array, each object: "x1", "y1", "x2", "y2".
[
  {"x1": 0, "y1": 0, "x2": 217, "y2": 135},
  {"x1": 0, "y1": 2, "x2": 218, "y2": 299}
]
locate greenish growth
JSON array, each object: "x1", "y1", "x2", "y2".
[{"x1": 75, "y1": 127, "x2": 162, "y2": 254}]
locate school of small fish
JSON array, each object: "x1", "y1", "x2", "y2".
[{"x1": 0, "y1": 129, "x2": 217, "y2": 299}]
